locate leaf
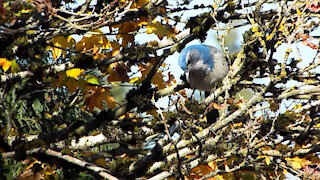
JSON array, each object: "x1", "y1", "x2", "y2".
[
  {"x1": 129, "y1": 77, "x2": 142, "y2": 84},
  {"x1": 65, "y1": 77, "x2": 78, "y2": 93},
  {"x1": 208, "y1": 161, "x2": 217, "y2": 171},
  {"x1": 0, "y1": 58, "x2": 11, "y2": 72},
  {"x1": 10, "y1": 59, "x2": 21, "y2": 73},
  {"x1": 0, "y1": 1, "x2": 8, "y2": 18},
  {"x1": 66, "y1": 68, "x2": 84, "y2": 79},
  {"x1": 257, "y1": 155, "x2": 271, "y2": 166},
  {"x1": 166, "y1": 72, "x2": 176, "y2": 87},
  {"x1": 75, "y1": 29, "x2": 111, "y2": 59},
  {"x1": 33, "y1": 0, "x2": 54, "y2": 15},
  {"x1": 146, "y1": 20, "x2": 170, "y2": 40},
  {"x1": 285, "y1": 156, "x2": 311, "y2": 169},
  {"x1": 32, "y1": 99, "x2": 43, "y2": 116},
  {"x1": 188, "y1": 165, "x2": 213, "y2": 179},
  {"x1": 86, "y1": 75, "x2": 100, "y2": 85},
  {"x1": 130, "y1": 0, "x2": 150, "y2": 9},
  {"x1": 139, "y1": 59, "x2": 165, "y2": 89},
  {"x1": 114, "y1": 21, "x2": 138, "y2": 46},
  {"x1": 85, "y1": 87, "x2": 117, "y2": 112},
  {"x1": 107, "y1": 62, "x2": 129, "y2": 82},
  {"x1": 51, "y1": 36, "x2": 75, "y2": 60},
  {"x1": 110, "y1": 40, "x2": 120, "y2": 56}
]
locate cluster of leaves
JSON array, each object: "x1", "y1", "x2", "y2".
[{"x1": 1, "y1": 0, "x2": 320, "y2": 179}]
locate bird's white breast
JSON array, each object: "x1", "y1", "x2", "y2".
[{"x1": 186, "y1": 48, "x2": 229, "y2": 91}]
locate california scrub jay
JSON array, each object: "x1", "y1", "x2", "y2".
[
  {"x1": 179, "y1": 44, "x2": 229, "y2": 123},
  {"x1": 179, "y1": 44, "x2": 229, "y2": 91}
]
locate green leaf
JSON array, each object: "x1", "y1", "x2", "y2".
[
  {"x1": 10, "y1": 59, "x2": 21, "y2": 73},
  {"x1": 86, "y1": 75, "x2": 100, "y2": 85},
  {"x1": 32, "y1": 99, "x2": 43, "y2": 116}
]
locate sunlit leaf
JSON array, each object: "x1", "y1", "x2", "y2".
[
  {"x1": 130, "y1": 0, "x2": 150, "y2": 9},
  {"x1": 129, "y1": 77, "x2": 142, "y2": 84},
  {"x1": 257, "y1": 155, "x2": 271, "y2": 166},
  {"x1": 114, "y1": 21, "x2": 138, "y2": 46},
  {"x1": 66, "y1": 68, "x2": 84, "y2": 79},
  {"x1": 208, "y1": 161, "x2": 217, "y2": 171},
  {"x1": 10, "y1": 59, "x2": 21, "y2": 73},
  {"x1": 139, "y1": 59, "x2": 165, "y2": 89},
  {"x1": 86, "y1": 75, "x2": 100, "y2": 85},
  {"x1": 146, "y1": 20, "x2": 170, "y2": 40},
  {"x1": 285, "y1": 156, "x2": 311, "y2": 169},
  {"x1": 76, "y1": 29, "x2": 111, "y2": 59},
  {"x1": 0, "y1": 58, "x2": 11, "y2": 72},
  {"x1": 51, "y1": 36, "x2": 75, "y2": 60}
]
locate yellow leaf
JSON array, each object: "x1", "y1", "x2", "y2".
[
  {"x1": 213, "y1": 175, "x2": 225, "y2": 180},
  {"x1": 0, "y1": 58, "x2": 11, "y2": 72},
  {"x1": 316, "y1": 123, "x2": 320, "y2": 128},
  {"x1": 75, "y1": 29, "x2": 111, "y2": 58},
  {"x1": 114, "y1": 22, "x2": 137, "y2": 46},
  {"x1": 130, "y1": 0, "x2": 150, "y2": 9},
  {"x1": 258, "y1": 155, "x2": 271, "y2": 166},
  {"x1": 129, "y1": 77, "x2": 142, "y2": 84},
  {"x1": 51, "y1": 36, "x2": 75, "y2": 60},
  {"x1": 297, "y1": 8, "x2": 302, "y2": 15},
  {"x1": 21, "y1": 9, "x2": 32, "y2": 13},
  {"x1": 66, "y1": 68, "x2": 84, "y2": 79},
  {"x1": 44, "y1": 113, "x2": 52, "y2": 118},
  {"x1": 233, "y1": 122, "x2": 243, "y2": 127},
  {"x1": 146, "y1": 20, "x2": 170, "y2": 39},
  {"x1": 86, "y1": 75, "x2": 100, "y2": 85},
  {"x1": 285, "y1": 156, "x2": 311, "y2": 169},
  {"x1": 208, "y1": 161, "x2": 217, "y2": 171},
  {"x1": 139, "y1": 59, "x2": 165, "y2": 89}
]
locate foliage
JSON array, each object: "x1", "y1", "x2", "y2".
[{"x1": 0, "y1": 0, "x2": 320, "y2": 179}]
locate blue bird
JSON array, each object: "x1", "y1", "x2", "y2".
[{"x1": 179, "y1": 45, "x2": 229, "y2": 91}]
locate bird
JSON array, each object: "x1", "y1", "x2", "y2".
[
  {"x1": 178, "y1": 44, "x2": 229, "y2": 123},
  {"x1": 178, "y1": 44, "x2": 229, "y2": 91}
]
